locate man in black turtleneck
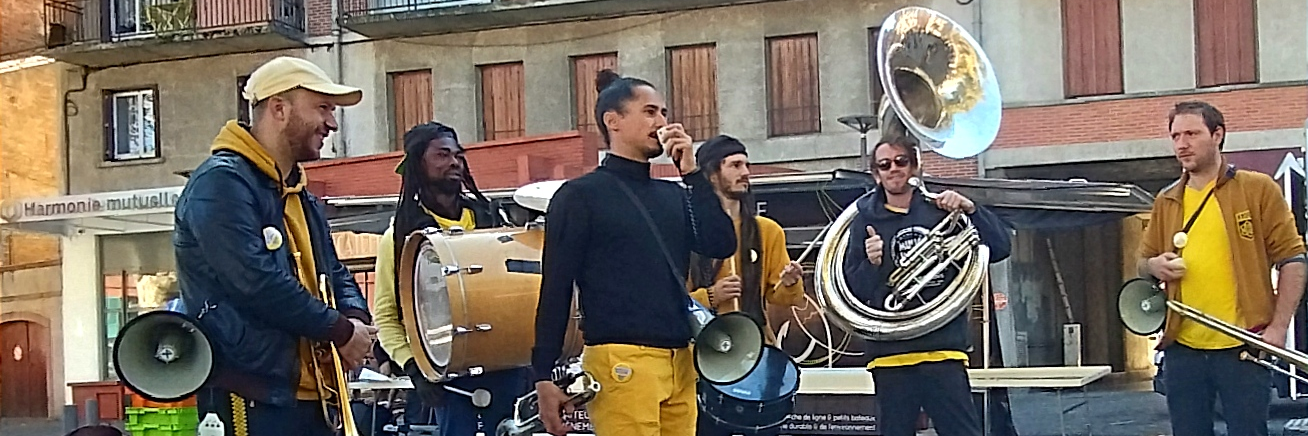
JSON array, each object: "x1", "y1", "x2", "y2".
[{"x1": 531, "y1": 70, "x2": 736, "y2": 436}]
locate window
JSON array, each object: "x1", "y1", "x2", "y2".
[
  {"x1": 766, "y1": 34, "x2": 821, "y2": 137},
  {"x1": 479, "y1": 62, "x2": 526, "y2": 140},
  {"x1": 353, "y1": 271, "x2": 377, "y2": 311},
  {"x1": 667, "y1": 45, "x2": 719, "y2": 140},
  {"x1": 867, "y1": 27, "x2": 885, "y2": 116},
  {"x1": 104, "y1": 88, "x2": 159, "y2": 162},
  {"x1": 571, "y1": 53, "x2": 619, "y2": 134},
  {"x1": 237, "y1": 75, "x2": 251, "y2": 125},
  {"x1": 1194, "y1": 0, "x2": 1257, "y2": 87},
  {"x1": 110, "y1": 0, "x2": 155, "y2": 38},
  {"x1": 390, "y1": 69, "x2": 434, "y2": 150},
  {"x1": 1061, "y1": 0, "x2": 1123, "y2": 97},
  {"x1": 99, "y1": 232, "x2": 175, "y2": 380}
]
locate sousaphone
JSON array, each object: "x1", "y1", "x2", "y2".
[{"x1": 813, "y1": 6, "x2": 1003, "y2": 342}]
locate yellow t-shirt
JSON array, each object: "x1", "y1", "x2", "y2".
[
  {"x1": 1175, "y1": 181, "x2": 1243, "y2": 350},
  {"x1": 373, "y1": 206, "x2": 476, "y2": 369},
  {"x1": 867, "y1": 204, "x2": 969, "y2": 369},
  {"x1": 686, "y1": 215, "x2": 806, "y2": 344}
]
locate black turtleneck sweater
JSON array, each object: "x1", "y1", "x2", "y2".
[{"x1": 531, "y1": 154, "x2": 737, "y2": 381}]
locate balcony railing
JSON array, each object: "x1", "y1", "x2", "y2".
[
  {"x1": 341, "y1": 0, "x2": 492, "y2": 19},
  {"x1": 45, "y1": 0, "x2": 305, "y2": 47}
]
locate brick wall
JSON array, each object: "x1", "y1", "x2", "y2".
[
  {"x1": 0, "y1": 0, "x2": 46, "y2": 57},
  {"x1": 306, "y1": 131, "x2": 606, "y2": 197},
  {"x1": 306, "y1": 0, "x2": 334, "y2": 36},
  {"x1": 306, "y1": 130, "x2": 802, "y2": 197},
  {"x1": 994, "y1": 84, "x2": 1308, "y2": 149},
  {"x1": 0, "y1": 47, "x2": 61, "y2": 267},
  {"x1": 909, "y1": 84, "x2": 1308, "y2": 180}
]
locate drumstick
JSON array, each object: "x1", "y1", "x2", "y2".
[{"x1": 770, "y1": 225, "x2": 825, "y2": 291}]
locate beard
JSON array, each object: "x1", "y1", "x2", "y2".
[
  {"x1": 285, "y1": 110, "x2": 320, "y2": 162},
  {"x1": 433, "y1": 179, "x2": 462, "y2": 194},
  {"x1": 643, "y1": 142, "x2": 663, "y2": 159}
]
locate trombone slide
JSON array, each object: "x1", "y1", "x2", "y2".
[{"x1": 1166, "y1": 299, "x2": 1308, "y2": 373}]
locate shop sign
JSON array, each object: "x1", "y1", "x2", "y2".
[{"x1": 0, "y1": 186, "x2": 183, "y2": 223}]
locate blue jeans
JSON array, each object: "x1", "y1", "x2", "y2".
[
  {"x1": 1163, "y1": 344, "x2": 1271, "y2": 436},
  {"x1": 407, "y1": 368, "x2": 531, "y2": 436}
]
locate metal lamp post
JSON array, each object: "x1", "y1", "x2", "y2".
[{"x1": 838, "y1": 115, "x2": 879, "y2": 172}]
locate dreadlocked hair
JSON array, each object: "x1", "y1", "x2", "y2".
[
  {"x1": 688, "y1": 160, "x2": 765, "y2": 326},
  {"x1": 391, "y1": 122, "x2": 492, "y2": 317}
]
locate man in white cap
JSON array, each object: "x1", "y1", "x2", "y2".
[{"x1": 173, "y1": 56, "x2": 376, "y2": 435}]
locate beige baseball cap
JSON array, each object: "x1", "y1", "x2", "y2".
[{"x1": 242, "y1": 56, "x2": 362, "y2": 107}]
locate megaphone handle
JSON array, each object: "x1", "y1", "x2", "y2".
[{"x1": 727, "y1": 258, "x2": 741, "y2": 313}]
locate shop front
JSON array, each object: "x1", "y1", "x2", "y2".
[{"x1": 1, "y1": 186, "x2": 183, "y2": 420}]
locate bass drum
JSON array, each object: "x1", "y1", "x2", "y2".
[
  {"x1": 398, "y1": 225, "x2": 584, "y2": 382},
  {"x1": 698, "y1": 344, "x2": 800, "y2": 434}
]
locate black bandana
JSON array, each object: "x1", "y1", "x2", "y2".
[{"x1": 695, "y1": 135, "x2": 748, "y2": 171}]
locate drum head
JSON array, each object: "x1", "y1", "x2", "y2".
[
  {"x1": 704, "y1": 344, "x2": 800, "y2": 402},
  {"x1": 411, "y1": 240, "x2": 454, "y2": 368}
]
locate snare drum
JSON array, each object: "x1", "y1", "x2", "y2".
[
  {"x1": 398, "y1": 225, "x2": 583, "y2": 381},
  {"x1": 698, "y1": 344, "x2": 801, "y2": 434}
]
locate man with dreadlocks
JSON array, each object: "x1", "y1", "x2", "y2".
[
  {"x1": 687, "y1": 135, "x2": 805, "y2": 436},
  {"x1": 371, "y1": 121, "x2": 528, "y2": 436}
]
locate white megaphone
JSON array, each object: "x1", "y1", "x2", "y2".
[
  {"x1": 1118, "y1": 278, "x2": 1167, "y2": 336},
  {"x1": 687, "y1": 298, "x2": 764, "y2": 385},
  {"x1": 113, "y1": 311, "x2": 215, "y2": 402}
]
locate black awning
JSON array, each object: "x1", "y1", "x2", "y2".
[
  {"x1": 330, "y1": 171, "x2": 1157, "y2": 235},
  {"x1": 329, "y1": 210, "x2": 393, "y2": 235}
]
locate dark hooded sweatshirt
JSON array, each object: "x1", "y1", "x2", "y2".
[{"x1": 842, "y1": 186, "x2": 1012, "y2": 362}]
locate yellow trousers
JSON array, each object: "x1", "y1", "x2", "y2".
[{"x1": 582, "y1": 344, "x2": 697, "y2": 436}]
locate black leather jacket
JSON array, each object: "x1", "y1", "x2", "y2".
[{"x1": 174, "y1": 150, "x2": 371, "y2": 406}]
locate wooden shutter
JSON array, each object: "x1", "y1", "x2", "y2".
[
  {"x1": 668, "y1": 45, "x2": 718, "y2": 140},
  {"x1": 389, "y1": 70, "x2": 433, "y2": 150},
  {"x1": 480, "y1": 62, "x2": 526, "y2": 140},
  {"x1": 766, "y1": 34, "x2": 821, "y2": 137},
  {"x1": 572, "y1": 53, "x2": 619, "y2": 134},
  {"x1": 1062, "y1": 0, "x2": 1123, "y2": 98},
  {"x1": 1194, "y1": 0, "x2": 1257, "y2": 87},
  {"x1": 868, "y1": 27, "x2": 884, "y2": 114}
]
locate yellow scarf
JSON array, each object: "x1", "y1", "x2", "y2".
[{"x1": 210, "y1": 120, "x2": 325, "y2": 399}]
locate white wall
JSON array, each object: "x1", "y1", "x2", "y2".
[{"x1": 61, "y1": 232, "x2": 101, "y2": 403}]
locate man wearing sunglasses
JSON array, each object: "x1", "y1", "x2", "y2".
[{"x1": 841, "y1": 135, "x2": 1012, "y2": 436}]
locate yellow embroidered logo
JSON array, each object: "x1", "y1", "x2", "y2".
[
  {"x1": 1236, "y1": 210, "x2": 1254, "y2": 240},
  {"x1": 612, "y1": 363, "x2": 633, "y2": 383}
]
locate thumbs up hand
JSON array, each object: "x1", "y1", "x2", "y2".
[{"x1": 865, "y1": 226, "x2": 884, "y2": 266}]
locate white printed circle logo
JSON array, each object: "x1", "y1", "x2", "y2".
[{"x1": 892, "y1": 226, "x2": 944, "y2": 288}]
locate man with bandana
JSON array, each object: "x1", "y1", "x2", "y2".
[
  {"x1": 686, "y1": 135, "x2": 805, "y2": 436},
  {"x1": 372, "y1": 121, "x2": 529, "y2": 436},
  {"x1": 174, "y1": 56, "x2": 376, "y2": 436}
]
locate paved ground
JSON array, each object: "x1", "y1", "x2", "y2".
[{"x1": 5, "y1": 382, "x2": 1308, "y2": 436}]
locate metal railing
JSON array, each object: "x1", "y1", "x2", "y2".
[
  {"x1": 44, "y1": 0, "x2": 305, "y2": 46},
  {"x1": 341, "y1": 0, "x2": 492, "y2": 19}
]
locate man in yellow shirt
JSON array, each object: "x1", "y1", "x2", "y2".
[
  {"x1": 372, "y1": 121, "x2": 529, "y2": 436},
  {"x1": 1138, "y1": 101, "x2": 1306, "y2": 436},
  {"x1": 841, "y1": 135, "x2": 1012, "y2": 436},
  {"x1": 686, "y1": 135, "x2": 804, "y2": 436}
]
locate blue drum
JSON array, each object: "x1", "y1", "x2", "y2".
[{"x1": 697, "y1": 344, "x2": 801, "y2": 434}]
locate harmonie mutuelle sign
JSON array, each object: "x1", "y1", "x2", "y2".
[{"x1": 0, "y1": 187, "x2": 183, "y2": 224}]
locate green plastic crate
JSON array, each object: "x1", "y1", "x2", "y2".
[
  {"x1": 124, "y1": 422, "x2": 198, "y2": 436},
  {"x1": 124, "y1": 407, "x2": 199, "y2": 429}
]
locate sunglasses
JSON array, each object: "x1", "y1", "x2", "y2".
[{"x1": 876, "y1": 155, "x2": 913, "y2": 171}]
